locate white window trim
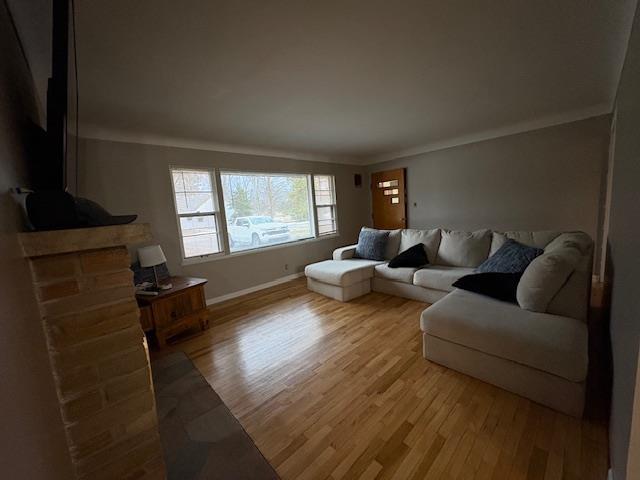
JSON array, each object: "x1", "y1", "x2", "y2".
[
  {"x1": 170, "y1": 167, "x2": 340, "y2": 265},
  {"x1": 314, "y1": 175, "x2": 338, "y2": 237},
  {"x1": 169, "y1": 167, "x2": 224, "y2": 261},
  {"x1": 181, "y1": 232, "x2": 339, "y2": 265},
  {"x1": 219, "y1": 169, "x2": 317, "y2": 252}
]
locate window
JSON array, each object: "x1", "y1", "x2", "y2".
[
  {"x1": 171, "y1": 169, "x2": 221, "y2": 258},
  {"x1": 377, "y1": 180, "x2": 399, "y2": 188},
  {"x1": 170, "y1": 168, "x2": 338, "y2": 261},
  {"x1": 221, "y1": 172, "x2": 315, "y2": 252},
  {"x1": 314, "y1": 175, "x2": 337, "y2": 236}
]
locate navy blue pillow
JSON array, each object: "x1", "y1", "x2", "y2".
[
  {"x1": 453, "y1": 272, "x2": 523, "y2": 303},
  {"x1": 354, "y1": 229, "x2": 389, "y2": 261},
  {"x1": 388, "y1": 243, "x2": 428, "y2": 268},
  {"x1": 476, "y1": 239, "x2": 543, "y2": 274}
]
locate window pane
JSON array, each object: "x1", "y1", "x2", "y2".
[
  {"x1": 317, "y1": 206, "x2": 336, "y2": 235},
  {"x1": 180, "y1": 215, "x2": 220, "y2": 257},
  {"x1": 378, "y1": 180, "x2": 398, "y2": 188},
  {"x1": 318, "y1": 220, "x2": 336, "y2": 235},
  {"x1": 221, "y1": 172, "x2": 314, "y2": 252},
  {"x1": 175, "y1": 192, "x2": 214, "y2": 214},
  {"x1": 173, "y1": 170, "x2": 212, "y2": 193},
  {"x1": 314, "y1": 175, "x2": 335, "y2": 207},
  {"x1": 172, "y1": 171, "x2": 185, "y2": 191},
  {"x1": 315, "y1": 192, "x2": 333, "y2": 206},
  {"x1": 317, "y1": 206, "x2": 334, "y2": 221},
  {"x1": 183, "y1": 234, "x2": 219, "y2": 257},
  {"x1": 314, "y1": 176, "x2": 330, "y2": 191}
]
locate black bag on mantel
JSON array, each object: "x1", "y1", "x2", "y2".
[{"x1": 25, "y1": 190, "x2": 137, "y2": 231}]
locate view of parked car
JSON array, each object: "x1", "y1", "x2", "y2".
[{"x1": 227, "y1": 216, "x2": 291, "y2": 248}]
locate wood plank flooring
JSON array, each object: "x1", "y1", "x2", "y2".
[{"x1": 161, "y1": 279, "x2": 609, "y2": 480}]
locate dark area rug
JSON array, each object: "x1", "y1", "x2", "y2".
[{"x1": 152, "y1": 352, "x2": 280, "y2": 480}]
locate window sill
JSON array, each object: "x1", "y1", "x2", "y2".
[{"x1": 181, "y1": 233, "x2": 340, "y2": 266}]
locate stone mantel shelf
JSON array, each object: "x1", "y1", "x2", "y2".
[{"x1": 19, "y1": 223, "x2": 152, "y2": 258}]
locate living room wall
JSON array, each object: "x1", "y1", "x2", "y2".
[
  {"x1": 0, "y1": 2, "x2": 74, "y2": 478},
  {"x1": 366, "y1": 115, "x2": 612, "y2": 268},
  {"x1": 78, "y1": 138, "x2": 369, "y2": 300},
  {"x1": 607, "y1": 2, "x2": 640, "y2": 479}
]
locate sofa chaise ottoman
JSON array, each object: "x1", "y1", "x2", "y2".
[{"x1": 304, "y1": 258, "x2": 383, "y2": 302}]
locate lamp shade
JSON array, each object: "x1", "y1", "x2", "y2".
[{"x1": 138, "y1": 245, "x2": 167, "y2": 268}]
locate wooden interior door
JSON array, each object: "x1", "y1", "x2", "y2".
[{"x1": 371, "y1": 168, "x2": 406, "y2": 229}]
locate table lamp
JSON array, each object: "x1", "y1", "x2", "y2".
[{"x1": 138, "y1": 245, "x2": 171, "y2": 290}]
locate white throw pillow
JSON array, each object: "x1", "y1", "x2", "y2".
[
  {"x1": 435, "y1": 229, "x2": 491, "y2": 267},
  {"x1": 516, "y1": 232, "x2": 592, "y2": 312},
  {"x1": 398, "y1": 229, "x2": 441, "y2": 263}
]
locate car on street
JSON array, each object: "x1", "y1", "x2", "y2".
[{"x1": 228, "y1": 215, "x2": 291, "y2": 248}]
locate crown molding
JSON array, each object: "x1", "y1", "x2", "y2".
[
  {"x1": 79, "y1": 123, "x2": 366, "y2": 165},
  {"x1": 367, "y1": 103, "x2": 612, "y2": 164},
  {"x1": 79, "y1": 104, "x2": 612, "y2": 168}
]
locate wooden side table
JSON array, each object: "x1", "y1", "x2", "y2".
[{"x1": 136, "y1": 276, "x2": 209, "y2": 347}]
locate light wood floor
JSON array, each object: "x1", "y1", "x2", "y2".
[{"x1": 166, "y1": 279, "x2": 609, "y2": 480}]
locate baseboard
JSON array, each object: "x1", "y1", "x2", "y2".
[{"x1": 205, "y1": 272, "x2": 305, "y2": 306}]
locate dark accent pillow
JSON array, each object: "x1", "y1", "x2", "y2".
[
  {"x1": 476, "y1": 239, "x2": 543, "y2": 274},
  {"x1": 388, "y1": 243, "x2": 428, "y2": 268},
  {"x1": 354, "y1": 229, "x2": 389, "y2": 261},
  {"x1": 453, "y1": 272, "x2": 523, "y2": 303}
]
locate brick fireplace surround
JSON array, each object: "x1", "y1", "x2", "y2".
[{"x1": 19, "y1": 224, "x2": 165, "y2": 480}]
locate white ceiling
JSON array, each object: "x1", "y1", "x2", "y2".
[{"x1": 70, "y1": 1, "x2": 636, "y2": 162}]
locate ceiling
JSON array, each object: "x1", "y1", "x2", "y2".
[{"x1": 69, "y1": 1, "x2": 637, "y2": 161}]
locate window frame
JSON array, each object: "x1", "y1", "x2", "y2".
[
  {"x1": 170, "y1": 167, "x2": 340, "y2": 264},
  {"x1": 169, "y1": 167, "x2": 224, "y2": 261},
  {"x1": 313, "y1": 174, "x2": 339, "y2": 237},
  {"x1": 219, "y1": 170, "x2": 317, "y2": 254}
]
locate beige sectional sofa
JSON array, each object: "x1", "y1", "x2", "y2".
[{"x1": 304, "y1": 228, "x2": 593, "y2": 416}]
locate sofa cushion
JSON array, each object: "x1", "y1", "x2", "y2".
[
  {"x1": 398, "y1": 229, "x2": 441, "y2": 263},
  {"x1": 361, "y1": 227, "x2": 402, "y2": 260},
  {"x1": 388, "y1": 243, "x2": 428, "y2": 268},
  {"x1": 305, "y1": 259, "x2": 381, "y2": 287},
  {"x1": 452, "y1": 272, "x2": 522, "y2": 303},
  {"x1": 490, "y1": 231, "x2": 561, "y2": 256},
  {"x1": 354, "y1": 229, "x2": 389, "y2": 261},
  {"x1": 374, "y1": 264, "x2": 417, "y2": 284},
  {"x1": 517, "y1": 232, "x2": 592, "y2": 313},
  {"x1": 476, "y1": 239, "x2": 543, "y2": 274},
  {"x1": 420, "y1": 289, "x2": 588, "y2": 382},
  {"x1": 435, "y1": 229, "x2": 492, "y2": 267},
  {"x1": 413, "y1": 266, "x2": 475, "y2": 292}
]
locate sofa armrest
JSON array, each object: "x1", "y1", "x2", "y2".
[{"x1": 333, "y1": 244, "x2": 358, "y2": 260}]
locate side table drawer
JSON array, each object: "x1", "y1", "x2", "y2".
[
  {"x1": 139, "y1": 305, "x2": 153, "y2": 332},
  {"x1": 152, "y1": 288, "x2": 205, "y2": 329}
]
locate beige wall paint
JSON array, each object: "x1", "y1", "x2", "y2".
[
  {"x1": 367, "y1": 116, "x2": 611, "y2": 267},
  {"x1": 79, "y1": 115, "x2": 611, "y2": 300},
  {"x1": 607, "y1": 3, "x2": 640, "y2": 479},
  {"x1": 0, "y1": 3, "x2": 74, "y2": 478},
  {"x1": 78, "y1": 138, "x2": 369, "y2": 300}
]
